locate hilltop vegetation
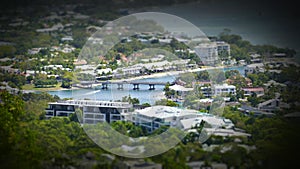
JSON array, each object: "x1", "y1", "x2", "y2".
[{"x1": 1, "y1": 91, "x2": 300, "y2": 168}]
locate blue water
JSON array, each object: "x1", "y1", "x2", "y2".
[
  {"x1": 223, "y1": 66, "x2": 245, "y2": 76},
  {"x1": 150, "y1": 2, "x2": 299, "y2": 57},
  {"x1": 48, "y1": 66, "x2": 245, "y2": 104},
  {"x1": 48, "y1": 75, "x2": 177, "y2": 105}
]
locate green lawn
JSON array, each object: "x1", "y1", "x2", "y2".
[{"x1": 22, "y1": 82, "x2": 64, "y2": 91}]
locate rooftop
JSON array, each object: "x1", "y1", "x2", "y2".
[
  {"x1": 242, "y1": 87, "x2": 264, "y2": 92},
  {"x1": 135, "y1": 106, "x2": 197, "y2": 119},
  {"x1": 169, "y1": 84, "x2": 193, "y2": 92},
  {"x1": 49, "y1": 100, "x2": 132, "y2": 108}
]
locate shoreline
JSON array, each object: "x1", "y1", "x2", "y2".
[
  {"x1": 110, "y1": 65, "x2": 244, "y2": 83},
  {"x1": 27, "y1": 65, "x2": 244, "y2": 92}
]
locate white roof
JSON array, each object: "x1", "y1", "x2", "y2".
[
  {"x1": 180, "y1": 118, "x2": 202, "y2": 130},
  {"x1": 206, "y1": 128, "x2": 251, "y2": 137},
  {"x1": 214, "y1": 83, "x2": 236, "y2": 89},
  {"x1": 195, "y1": 42, "x2": 217, "y2": 48},
  {"x1": 135, "y1": 106, "x2": 197, "y2": 119},
  {"x1": 246, "y1": 63, "x2": 264, "y2": 68},
  {"x1": 199, "y1": 98, "x2": 213, "y2": 103},
  {"x1": 180, "y1": 114, "x2": 234, "y2": 130},
  {"x1": 169, "y1": 84, "x2": 193, "y2": 92}
]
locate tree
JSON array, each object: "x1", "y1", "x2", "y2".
[
  {"x1": 61, "y1": 80, "x2": 71, "y2": 88},
  {"x1": 155, "y1": 99, "x2": 179, "y2": 107},
  {"x1": 196, "y1": 71, "x2": 209, "y2": 81},
  {"x1": 26, "y1": 75, "x2": 34, "y2": 83},
  {"x1": 247, "y1": 93, "x2": 261, "y2": 107},
  {"x1": 225, "y1": 70, "x2": 240, "y2": 79},
  {"x1": 164, "y1": 82, "x2": 175, "y2": 98},
  {"x1": 122, "y1": 95, "x2": 140, "y2": 105}
]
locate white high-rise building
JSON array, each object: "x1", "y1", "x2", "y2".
[{"x1": 194, "y1": 43, "x2": 219, "y2": 65}]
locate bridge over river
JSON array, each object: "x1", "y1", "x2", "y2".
[{"x1": 74, "y1": 80, "x2": 171, "y2": 90}]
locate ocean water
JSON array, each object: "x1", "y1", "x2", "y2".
[{"x1": 148, "y1": 1, "x2": 299, "y2": 56}]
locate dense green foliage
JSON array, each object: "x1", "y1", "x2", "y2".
[
  {"x1": 0, "y1": 87, "x2": 299, "y2": 169},
  {"x1": 218, "y1": 30, "x2": 296, "y2": 62}
]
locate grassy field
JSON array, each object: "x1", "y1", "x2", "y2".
[{"x1": 22, "y1": 82, "x2": 64, "y2": 91}]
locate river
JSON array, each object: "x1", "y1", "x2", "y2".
[{"x1": 48, "y1": 66, "x2": 245, "y2": 104}]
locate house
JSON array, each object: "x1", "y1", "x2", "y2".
[
  {"x1": 257, "y1": 99, "x2": 280, "y2": 112},
  {"x1": 199, "y1": 83, "x2": 236, "y2": 98},
  {"x1": 74, "y1": 59, "x2": 87, "y2": 65},
  {"x1": 28, "y1": 48, "x2": 42, "y2": 54},
  {"x1": 61, "y1": 36, "x2": 74, "y2": 41},
  {"x1": 238, "y1": 104, "x2": 274, "y2": 117},
  {"x1": 242, "y1": 87, "x2": 264, "y2": 97},
  {"x1": 213, "y1": 84, "x2": 236, "y2": 96},
  {"x1": 258, "y1": 97, "x2": 290, "y2": 112},
  {"x1": 226, "y1": 76, "x2": 252, "y2": 87},
  {"x1": 250, "y1": 53, "x2": 262, "y2": 63},
  {"x1": 169, "y1": 84, "x2": 193, "y2": 98},
  {"x1": 180, "y1": 113, "x2": 234, "y2": 131},
  {"x1": 244, "y1": 63, "x2": 264, "y2": 74},
  {"x1": 200, "y1": 86, "x2": 213, "y2": 98},
  {"x1": 272, "y1": 53, "x2": 287, "y2": 58}
]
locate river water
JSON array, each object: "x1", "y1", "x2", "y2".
[{"x1": 48, "y1": 66, "x2": 245, "y2": 104}]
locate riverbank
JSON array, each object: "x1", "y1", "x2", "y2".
[
  {"x1": 25, "y1": 65, "x2": 244, "y2": 93},
  {"x1": 110, "y1": 65, "x2": 244, "y2": 83},
  {"x1": 22, "y1": 83, "x2": 81, "y2": 93}
]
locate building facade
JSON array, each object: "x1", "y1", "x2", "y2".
[
  {"x1": 194, "y1": 43, "x2": 219, "y2": 65},
  {"x1": 130, "y1": 106, "x2": 198, "y2": 132},
  {"x1": 216, "y1": 41, "x2": 230, "y2": 56},
  {"x1": 45, "y1": 100, "x2": 132, "y2": 124},
  {"x1": 213, "y1": 84, "x2": 236, "y2": 96},
  {"x1": 242, "y1": 87, "x2": 264, "y2": 97}
]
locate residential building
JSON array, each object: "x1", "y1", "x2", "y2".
[
  {"x1": 216, "y1": 41, "x2": 230, "y2": 56},
  {"x1": 250, "y1": 53, "x2": 262, "y2": 63},
  {"x1": 180, "y1": 113, "x2": 234, "y2": 131},
  {"x1": 257, "y1": 99, "x2": 280, "y2": 112},
  {"x1": 169, "y1": 84, "x2": 193, "y2": 100},
  {"x1": 130, "y1": 106, "x2": 198, "y2": 132},
  {"x1": 242, "y1": 87, "x2": 264, "y2": 97},
  {"x1": 245, "y1": 63, "x2": 265, "y2": 74},
  {"x1": 45, "y1": 100, "x2": 132, "y2": 124},
  {"x1": 200, "y1": 86, "x2": 213, "y2": 98},
  {"x1": 213, "y1": 84, "x2": 236, "y2": 96},
  {"x1": 238, "y1": 104, "x2": 275, "y2": 117},
  {"x1": 194, "y1": 43, "x2": 219, "y2": 65},
  {"x1": 226, "y1": 76, "x2": 252, "y2": 87},
  {"x1": 61, "y1": 36, "x2": 74, "y2": 41}
]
